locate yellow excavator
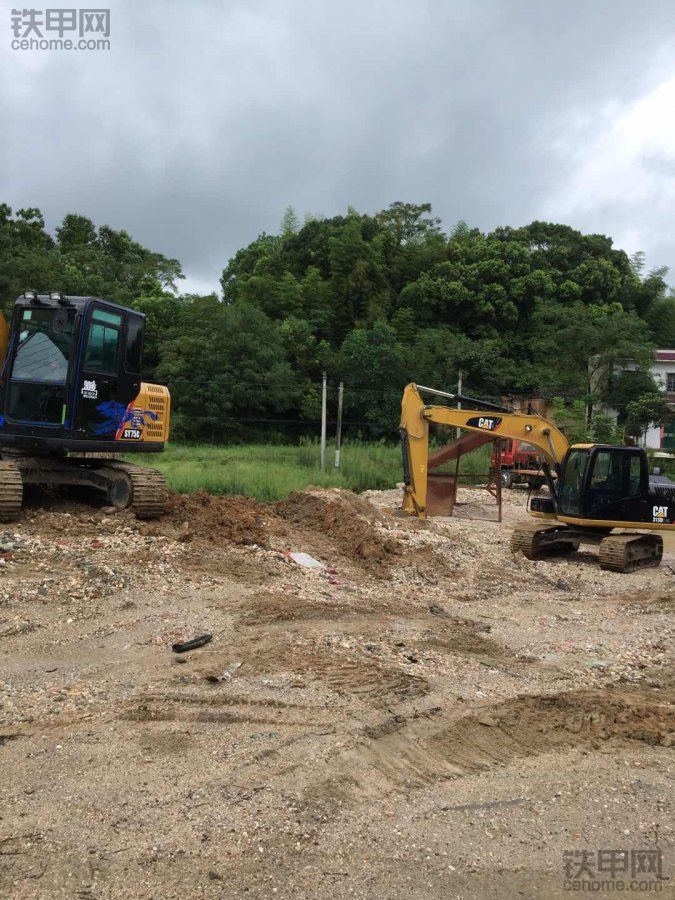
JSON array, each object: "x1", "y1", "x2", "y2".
[
  {"x1": 0, "y1": 290, "x2": 170, "y2": 520},
  {"x1": 400, "y1": 383, "x2": 673, "y2": 572}
]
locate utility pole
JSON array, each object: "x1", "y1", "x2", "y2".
[
  {"x1": 334, "y1": 381, "x2": 344, "y2": 469},
  {"x1": 320, "y1": 371, "x2": 327, "y2": 471},
  {"x1": 456, "y1": 368, "x2": 463, "y2": 440}
]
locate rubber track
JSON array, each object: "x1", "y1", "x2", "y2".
[
  {"x1": 107, "y1": 462, "x2": 168, "y2": 519},
  {"x1": 599, "y1": 533, "x2": 663, "y2": 573},
  {"x1": 0, "y1": 461, "x2": 23, "y2": 522}
]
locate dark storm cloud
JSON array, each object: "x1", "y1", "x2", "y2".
[{"x1": 2, "y1": 0, "x2": 675, "y2": 293}]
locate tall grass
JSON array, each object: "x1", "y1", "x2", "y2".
[{"x1": 129, "y1": 439, "x2": 494, "y2": 502}]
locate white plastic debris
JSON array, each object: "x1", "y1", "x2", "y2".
[
  {"x1": 288, "y1": 551, "x2": 325, "y2": 569},
  {"x1": 206, "y1": 662, "x2": 241, "y2": 683}
]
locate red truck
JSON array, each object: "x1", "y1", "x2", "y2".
[{"x1": 492, "y1": 439, "x2": 546, "y2": 489}]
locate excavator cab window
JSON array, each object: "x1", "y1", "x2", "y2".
[
  {"x1": 628, "y1": 454, "x2": 642, "y2": 496},
  {"x1": 13, "y1": 308, "x2": 74, "y2": 382},
  {"x1": 84, "y1": 309, "x2": 122, "y2": 373},
  {"x1": 7, "y1": 307, "x2": 76, "y2": 424},
  {"x1": 558, "y1": 449, "x2": 589, "y2": 516}
]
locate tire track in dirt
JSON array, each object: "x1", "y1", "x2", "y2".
[
  {"x1": 121, "y1": 690, "x2": 336, "y2": 729},
  {"x1": 310, "y1": 685, "x2": 675, "y2": 803}
]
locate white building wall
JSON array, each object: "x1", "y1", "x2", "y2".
[
  {"x1": 590, "y1": 352, "x2": 674, "y2": 449},
  {"x1": 645, "y1": 353, "x2": 675, "y2": 449},
  {"x1": 643, "y1": 423, "x2": 662, "y2": 449}
]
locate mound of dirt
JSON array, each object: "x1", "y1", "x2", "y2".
[
  {"x1": 165, "y1": 491, "x2": 280, "y2": 547},
  {"x1": 275, "y1": 488, "x2": 400, "y2": 567}
]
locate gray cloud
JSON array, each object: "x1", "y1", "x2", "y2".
[{"x1": 2, "y1": 0, "x2": 675, "y2": 293}]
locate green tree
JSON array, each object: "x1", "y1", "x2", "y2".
[
  {"x1": 276, "y1": 272, "x2": 303, "y2": 318},
  {"x1": 158, "y1": 299, "x2": 297, "y2": 441},
  {"x1": 131, "y1": 277, "x2": 190, "y2": 380},
  {"x1": 55, "y1": 214, "x2": 97, "y2": 250},
  {"x1": 279, "y1": 316, "x2": 332, "y2": 418},
  {"x1": 220, "y1": 233, "x2": 281, "y2": 303},
  {"x1": 552, "y1": 398, "x2": 592, "y2": 443},
  {"x1": 280, "y1": 205, "x2": 299, "y2": 238},
  {"x1": 603, "y1": 369, "x2": 660, "y2": 424},
  {"x1": 329, "y1": 216, "x2": 387, "y2": 340},
  {"x1": 300, "y1": 266, "x2": 333, "y2": 335},
  {"x1": 645, "y1": 295, "x2": 675, "y2": 347},
  {"x1": 392, "y1": 307, "x2": 416, "y2": 343},
  {"x1": 625, "y1": 393, "x2": 671, "y2": 441},
  {"x1": 531, "y1": 302, "x2": 654, "y2": 418},
  {"x1": 376, "y1": 201, "x2": 441, "y2": 247},
  {"x1": 338, "y1": 322, "x2": 407, "y2": 428},
  {"x1": 591, "y1": 413, "x2": 622, "y2": 444}
]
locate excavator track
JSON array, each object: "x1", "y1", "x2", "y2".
[
  {"x1": 105, "y1": 461, "x2": 168, "y2": 519},
  {"x1": 599, "y1": 533, "x2": 663, "y2": 573},
  {"x1": 0, "y1": 461, "x2": 23, "y2": 522},
  {"x1": 511, "y1": 525, "x2": 545, "y2": 559},
  {"x1": 1, "y1": 455, "x2": 168, "y2": 520},
  {"x1": 511, "y1": 523, "x2": 566, "y2": 559},
  {"x1": 511, "y1": 523, "x2": 580, "y2": 559}
]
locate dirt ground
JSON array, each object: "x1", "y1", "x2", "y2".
[{"x1": 0, "y1": 484, "x2": 672, "y2": 899}]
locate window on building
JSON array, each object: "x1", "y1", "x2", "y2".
[{"x1": 667, "y1": 373, "x2": 675, "y2": 392}]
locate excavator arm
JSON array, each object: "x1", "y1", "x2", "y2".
[{"x1": 400, "y1": 383, "x2": 570, "y2": 517}]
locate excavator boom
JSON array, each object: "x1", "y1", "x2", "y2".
[{"x1": 400, "y1": 383, "x2": 569, "y2": 517}]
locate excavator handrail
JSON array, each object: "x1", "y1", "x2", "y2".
[{"x1": 400, "y1": 382, "x2": 571, "y2": 517}]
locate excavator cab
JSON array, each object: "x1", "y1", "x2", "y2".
[
  {"x1": 553, "y1": 443, "x2": 671, "y2": 527},
  {"x1": 557, "y1": 445, "x2": 648, "y2": 521},
  {"x1": 0, "y1": 291, "x2": 171, "y2": 521},
  {"x1": 0, "y1": 292, "x2": 169, "y2": 453}
]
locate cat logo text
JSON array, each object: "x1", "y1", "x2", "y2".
[
  {"x1": 466, "y1": 415, "x2": 502, "y2": 431},
  {"x1": 652, "y1": 505, "x2": 669, "y2": 523}
]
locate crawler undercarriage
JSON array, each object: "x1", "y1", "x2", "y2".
[
  {"x1": 511, "y1": 522, "x2": 663, "y2": 573},
  {"x1": 0, "y1": 454, "x2": 168, "y2": 521}
]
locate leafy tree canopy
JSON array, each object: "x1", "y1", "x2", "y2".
[{"x1": 1, "y1": 201, "x2": 672, "y2": 441}]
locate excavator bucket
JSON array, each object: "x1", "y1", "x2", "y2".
[
  {"x1": 424, "y1": 431, "x2": 496, "y2": 516},
  {"x1": 425, "y1": 473, "x2": 458, "y2": 516}
]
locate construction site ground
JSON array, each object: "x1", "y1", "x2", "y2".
[{"x1": 0, "y1": 484, "x2": 673, "y2": 899}]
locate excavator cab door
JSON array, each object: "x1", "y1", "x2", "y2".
[
  {"x1": 75, "y1": 304, "x2": 143, "y2": 442},
  {"x1": 559, "y1": 446, "x2": 649, "y2": 522},
  {"x1": 4, "y1": 305, "x2": 76, "y2": 429},
  {"x1": 557, "y1": 448, "x2": 590, "y2": 517},
  {"x1": 582, "y1": 447, "x2": 648, "y2": 523}
]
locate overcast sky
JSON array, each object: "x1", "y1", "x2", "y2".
[{"x1": 2, "y1": 0, "x2": 675, "y2": 294}]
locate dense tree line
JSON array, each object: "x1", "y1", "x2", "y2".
[{"x1": 1, "y1": 201, "x2": 672, "y2": 441}]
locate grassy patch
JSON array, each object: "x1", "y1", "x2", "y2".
[{"x1": 128, "y1": 439, "x2": 493, "y2": 502}]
